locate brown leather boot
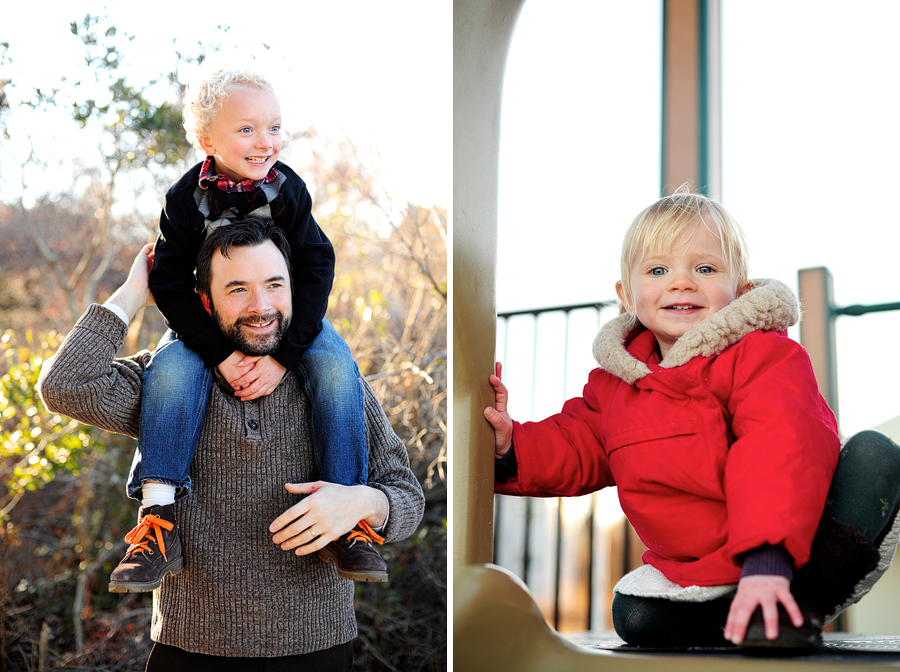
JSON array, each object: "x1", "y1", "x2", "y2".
[
  {"x1": 108, "y1": 503, "x2": 184, "y2": 593},
  {"x1": 317, "y1": 520, "x2": 388, "y2": 582}
]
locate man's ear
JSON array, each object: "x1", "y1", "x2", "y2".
[
  {"x1": 199, "y1": 292, "x2": 212, "y2": 316},
  {"x1": 615, "y1": 280, "x2": 633, "y2": 314}
]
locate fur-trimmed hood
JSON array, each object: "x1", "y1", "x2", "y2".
[{"x1": 592, "y1": 278, "x2": 799, "y2": 384}]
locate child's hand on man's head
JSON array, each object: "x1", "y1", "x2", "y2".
[{"x1": 484, "y1": 362, "x2": 514, "y2": 457}]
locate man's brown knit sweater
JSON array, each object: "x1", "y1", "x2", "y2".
[{"x1": 38, "y1": 305, "x2": 425, "y2": 656}]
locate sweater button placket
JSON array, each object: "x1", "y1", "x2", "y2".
[{"x1": 245, "y1": 401, "x2": 262, "y2": 439}]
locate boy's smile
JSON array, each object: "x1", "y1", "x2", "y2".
[
  {"x1": 617, "y1": 222, "x2": 752, "y2": 358},
  {"x1": 198, "y1": 86, "x2": 283, "y2": 183}
]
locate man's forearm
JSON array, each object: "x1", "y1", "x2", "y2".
[{"x1": 37, "y1": 305, "x2": 144, "y2": 439}]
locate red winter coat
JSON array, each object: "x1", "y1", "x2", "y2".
[{"x1": 496, "y1": 279, "x2": 840, "y2": 587}]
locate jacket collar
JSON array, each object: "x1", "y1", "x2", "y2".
[{"x1": 592, "y1": 278, "x2": 800, "y2": 384}]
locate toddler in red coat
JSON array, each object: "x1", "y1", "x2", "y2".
[{"x1": 485, "y1": 189, "x2": 900, "y2": 650}]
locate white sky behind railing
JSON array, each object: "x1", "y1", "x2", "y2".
[{"x1": 497, "y1": 0, "x2": 900, "y2": 437}]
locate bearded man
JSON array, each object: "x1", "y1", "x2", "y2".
[{"x1": 38, "y1": 218, "x2": 424, "y2": 669}]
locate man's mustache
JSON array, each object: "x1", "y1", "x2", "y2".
[{"x1": 235, "y1": 312, "x2": 282, "y2": 327}]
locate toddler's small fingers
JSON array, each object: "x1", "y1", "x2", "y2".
[{"x1": 780, "y1": 594, "x2": 804, "y2": 628}]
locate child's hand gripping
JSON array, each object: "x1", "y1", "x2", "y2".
[
  {"x1": 483, "y1": 362, "x2": 513, "y2": 457},
  {"x1": 723, "y1": 574, "x2": 804, "y2": 644},
  {"x1": 218, "y1": 351, "x2": 287, "y2": 401}
]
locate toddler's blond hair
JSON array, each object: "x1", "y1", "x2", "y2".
[
  {"x1": 182, "y1": 67, "x2": 273, "y2": 151},
  {"x1": 619, "y1": 188, "x2": 750, "y2": 309}
]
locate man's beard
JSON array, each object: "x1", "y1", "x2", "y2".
[{"x1": 211, "y1": 305, "x2": 292, "y2": 356}]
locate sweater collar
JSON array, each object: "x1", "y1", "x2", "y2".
[{"x1": 592, "y1": 278, "x2": 800, "y2": 384}]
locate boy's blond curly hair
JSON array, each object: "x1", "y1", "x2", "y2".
[{"x1": 182, "y1": 67, "x2": 273, "y2": 150}]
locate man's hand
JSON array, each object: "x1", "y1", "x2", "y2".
[
  {"x1": 107, "y1": 244, "x2": 156, "y2": 321},
  {"x1": 483, "y1": 362, "x2": 513, "y2": 457},
  {"x1": 217, "y1": 352, "x2": 287, "y2": 400},
  {"x1": 724, "y1": 574, "x2": 803, "y2": 644},
  {"x1": 268, "y1": 482, "x2": 389, "y2": 555}
]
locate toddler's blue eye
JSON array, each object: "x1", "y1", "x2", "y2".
[
  {"x1": 650, "y1": 267, "x2": 666, "y2": 276},
  {"x1": 698, "y1": 265, "x2": 714, "y2": 274}
]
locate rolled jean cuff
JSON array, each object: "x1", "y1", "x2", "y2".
[{"x1": 126, "y1": 475, "x2": 192, "y2": 503}]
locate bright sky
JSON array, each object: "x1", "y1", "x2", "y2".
[
  {"x1": 498, "y1": 0, "x2": 900, "y2": 437},
  {"x1": 1, "y1": 1, "x2": 451, "y2": 210}
]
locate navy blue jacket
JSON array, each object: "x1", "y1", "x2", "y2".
[{"x1": 148, "y1": 160, "x2": 335, "y2": 371}]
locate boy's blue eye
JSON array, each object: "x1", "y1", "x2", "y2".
[
  {"x1": 698, "y1": 265, "x2": 714, "y2": 274},
  {"x1": 271, "y1": 125, "x2": 281, "y2": 133},
  {"x1": 650, "y1": 267, "x2": 666, "y2": 276}
]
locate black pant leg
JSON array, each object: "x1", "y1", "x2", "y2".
[{"x1": 611, "y1": 592, "x2": 734, "y2": 647}]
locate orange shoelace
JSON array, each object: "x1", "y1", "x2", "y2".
[
  {"x1": 349, "y1": 520, "x2": 385, "y2": 546},
  {"x1": 123, "y1": 514, "x2": 174, "y2": 561}
]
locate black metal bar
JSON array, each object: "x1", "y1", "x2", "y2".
[
  {"x1": 523, "y1": 498, "x2": 532, "y2": 586},
  {"x1": 554, "y1": 501, "x2": 562, "y2": 630},
  {"x1": 494, "y1": 300, "x2": 619, "y2": 628},
  {"x1": 553, "y1": 310, "x2": 574, "y2": 632},
  {"x1": 492, "y1": 496, "x2": 501, "y2": 564},
  {"x1": 522, "y1": 315, "x2": 541, "y2": 591},
  {"x1": 832, "y1": 301, "x2": 900, "y2": 317},
  {"x1": 587, "y1": 492, "x2": 595, "y2": 631},
  {"x1": 826, "y1": 297, "x2": 900, "y2": 631},
  {"x1": 498, "y1": 300, "x2": 617, "y2": 319},
  {"x1": 492, "y1": 320, "x2": 512, "y2": 563}
]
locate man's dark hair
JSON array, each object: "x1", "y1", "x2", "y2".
[{"x1": 195, "y1": 218, "x2": 292, "y2": 297}]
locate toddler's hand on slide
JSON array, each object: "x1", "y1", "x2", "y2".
[
  {"x1": 484, "y1": 362, "x2": 514, "y2": 457},
  {"x1": 724, "y1": 574, "x2": 802, "y2": 645}
]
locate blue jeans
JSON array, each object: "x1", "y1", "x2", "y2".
[{"x1": 127, "y1": 321, "x2": 368, "y2": 501}]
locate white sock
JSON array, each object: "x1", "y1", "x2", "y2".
[{"x1": 141, "y1": 482, "x2": 176, "y2": 509}]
